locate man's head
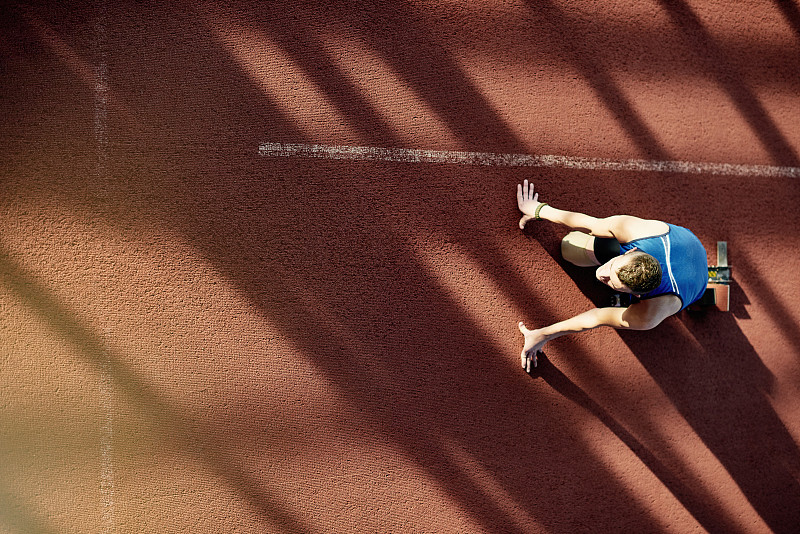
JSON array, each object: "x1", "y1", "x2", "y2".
[{"x1": 595, "y1": 248, "x2": 662, "y2": 294}]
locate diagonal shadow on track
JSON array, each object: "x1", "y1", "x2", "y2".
[
  {"x1": 521, "y1": 0, "x2": 671, "y2": 161},
  {"x1": 774, "y1": 0, "x2": 800, "y2": 42},
  {"x1": 532, "y1": 352, "x2": 747, "y2": 534},
  {"x1": 620, "y1": 311, "x2": 800, "y2": 533}
]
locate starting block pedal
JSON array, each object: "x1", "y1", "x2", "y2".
[{"x1": 689, "y1": 241, "x2": 731, "y2": 312}]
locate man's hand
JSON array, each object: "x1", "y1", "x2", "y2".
[
  {"x1": 517, "y1": 179, "x2": 546, "y2": 229},
  {"x1": 518, "y1": 321, "x2": 548, "y2": 372}
]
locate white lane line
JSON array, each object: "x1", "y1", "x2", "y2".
[{"x1": 259, "y1": 142, "x2": 800, "y2": 178}]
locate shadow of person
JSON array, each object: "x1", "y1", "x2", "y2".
[
  {"x1": 526, "y1": 223, "x2": 800, "y2": 531},
  {"x1": 532, "y1": 351, "x2": 758, "y2": 533},
  {"x1": 619, "y1": 312, "x2": 800, "y2": 533}
]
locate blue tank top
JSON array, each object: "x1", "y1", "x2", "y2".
[{"x1": 619, "y1": 224, "x2": 708, "y2": 310}]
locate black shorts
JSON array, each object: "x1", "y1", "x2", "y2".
[{"x1": 594, "y1": 236, "x2": 621, "y2": 264}]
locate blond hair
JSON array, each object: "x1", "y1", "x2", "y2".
[{"x1": 617, "y1": 252, "x2": 662, "y2": 293}]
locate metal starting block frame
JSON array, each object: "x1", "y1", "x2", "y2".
[{"x1": 689, "y1": 241, "x2": 731, "y2": 312}]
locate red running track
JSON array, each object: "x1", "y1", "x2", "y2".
[{"x1": 2, "y1": 1, "x2": 800, "y2": 532}]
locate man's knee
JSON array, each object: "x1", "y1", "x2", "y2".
[{"x1": 561, "y1": 231, "x2": 600, "y2": 267}]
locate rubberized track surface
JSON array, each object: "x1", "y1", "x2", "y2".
[{"x1": 2, "y1": 1, "x2": 800, "y2": 532}]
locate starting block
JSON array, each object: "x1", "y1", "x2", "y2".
[{"x1": 689, "y1": 241, "x2": 731, "y2": 312}]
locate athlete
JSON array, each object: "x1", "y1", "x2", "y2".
[{"x1": 516, "y1": 180, "x2": 708, "y2": 371}]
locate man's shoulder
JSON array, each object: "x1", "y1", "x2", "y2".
[
  {"x1": 610, "y1": 216, "x2": 669, "y2": 244},
  {"x1": 630, "y1": 294, "x2": 683, "y2": 325}
]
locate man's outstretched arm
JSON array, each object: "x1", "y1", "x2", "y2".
[
  {"x1": 518, "y1": 297, "x2": 680, "y2": 371},
  {"x1": 517, "y1": 179, "x2": 664, "y2": 242}
]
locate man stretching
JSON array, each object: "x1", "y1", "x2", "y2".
[{"x1": 517, "y1": 180, "x2": 708, "y2": 371}]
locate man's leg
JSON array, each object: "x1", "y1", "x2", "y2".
[{"x1": 561, "y1": 231, "x2": 621, "y2": 266}]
